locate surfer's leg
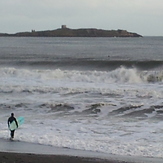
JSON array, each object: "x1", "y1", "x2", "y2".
[{"x1": 11, "y1": 130, "x2": 15, "y2": 138}]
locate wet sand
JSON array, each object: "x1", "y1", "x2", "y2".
[
  {"x1": 0, "y1": 138, "x2": 162, "y2": 163},
  {"x1": 0, "y1": 152, "x2": 128, "y2": 163}
]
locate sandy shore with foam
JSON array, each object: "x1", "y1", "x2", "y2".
[
  {"x1": 0, "y1": 138, "x2": 162, "y2": 163},
  {"x1": 0, "y1": 152, "x2": 131, "y2": 163}
]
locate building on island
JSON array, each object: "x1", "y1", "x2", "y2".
[{"x1": 61, "y1": 25, "x2": 67, "y2": 29}]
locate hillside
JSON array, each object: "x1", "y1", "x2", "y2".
[{"x1": 0, "y1": 27, "x2": 142, "y2": 37}]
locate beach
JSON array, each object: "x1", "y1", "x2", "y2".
[
  {"x1": 1, "y1": 150, "x2": 163, "y2": 163},
  {"x1": 0, "y1": 138, "x2": 125, "y2": 163},
  {"x1": 0, "y1": 152, "x2": 118, "y2": 163},
  {"x1": 0, "y1": 138, "x2": 163, "y2": 163}
]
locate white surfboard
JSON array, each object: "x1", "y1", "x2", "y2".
[{"x1": 9, "y1": 117, "x2": 24, "y2": 130}]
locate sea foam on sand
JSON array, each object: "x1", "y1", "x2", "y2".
[{"x1": 0, "y1": 138, "x2": 163, "y2": 163}]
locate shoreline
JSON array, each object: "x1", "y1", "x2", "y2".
[
  {"x1": 0, "y1": 138, "x2": 163, "y2": 163},
  {"x1": 0, "y1": 152, "x2": 130, "y2": 163}
]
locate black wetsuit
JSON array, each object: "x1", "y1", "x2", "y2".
[{"x1": 8, "y1": 116, "x2": 18, "y2": 138}]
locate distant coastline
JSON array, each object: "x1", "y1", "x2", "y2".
[{"x1": 0, "y1": 25, "x2": 142, "y2": 37}]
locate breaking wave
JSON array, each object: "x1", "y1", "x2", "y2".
[{"x1": 0, "y1": 67, "x2": 163, "y2": 88}]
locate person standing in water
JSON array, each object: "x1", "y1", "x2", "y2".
[{"x1": 8, "y1": 113, "x2": 18, "y2": 140}]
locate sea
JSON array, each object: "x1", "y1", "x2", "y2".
[{"x1": 0, "y1": 36, "x2": 163, "y2": 158}]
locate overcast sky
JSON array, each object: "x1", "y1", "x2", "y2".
[{"x1": 0, "y1": 0, "x2": 162, "y2": 36}]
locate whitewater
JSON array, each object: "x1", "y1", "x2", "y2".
[{"x1": 0, "y1": 37, "x2": 163, "y2": 158}]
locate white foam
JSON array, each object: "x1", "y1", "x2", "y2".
[
  {"x1": 1, "y1": 117, "x2": 163, "y2": 158},
  {"x1": 1, "y1": 67, "x2": 162, "y2": 86},
  {"x1": 0, "y1": 67, "x2": 163, "y2": 158}
]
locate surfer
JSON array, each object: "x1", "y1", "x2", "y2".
[{"x1": 8, "y1": 113, "x2": 18, "y2": 140}]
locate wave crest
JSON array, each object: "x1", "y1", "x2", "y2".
[{"x1": 1, "y1": 67, "x2": 163, "y2": 89}]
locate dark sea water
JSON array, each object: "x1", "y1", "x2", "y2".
[
  {"x1": 0, "y1": 37, "x2": 163, "y2": 70},
  {"x1": 0, "y1": 37, "x2": 163, "y2": 158}
]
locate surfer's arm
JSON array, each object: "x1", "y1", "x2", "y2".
[
  {"x1": 7, "y1": 119, "x2": 10, "y2": 127},
  {"x1": 14, "y1": 118, "x2": 19, "y2": 128},
  {"x1": 16, "y1": 121, "x2": 18, "y2": 128}
]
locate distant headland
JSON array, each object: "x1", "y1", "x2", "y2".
[{"x1": 0, "y1": 25, "x2": 142, "y2": 37}]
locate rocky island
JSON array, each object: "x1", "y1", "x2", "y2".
[{"x1": 0, "y1": 25, "x2": 142, "y2": 37}]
